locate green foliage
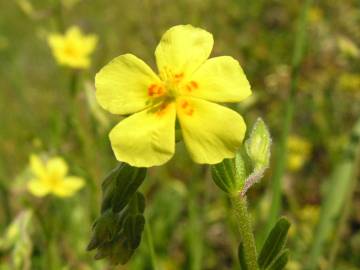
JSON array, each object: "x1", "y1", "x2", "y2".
[
  {"x1": 307, "y1": 118, "x2": 360, "y2": 269},
  {"x1": 87, "y1": 164, "x2": 147, "y2": 265},
  {"x1": 0, "y1": 210, "x2": 33, "y2": 269},
  {"x1": 258, "y1": 217, "x2": 290, "y2": 269},
  {"x1": 266, "y1": 250, "x2": 289, "y2": 270},
  {"x1": 101, "y1": 163, "x2": 146, "y2": 213}
]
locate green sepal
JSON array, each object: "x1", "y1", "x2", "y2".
[
  {"x1": 211, "y1": 150, "x2": 247, "y2": 194},
  {"x1": 238, "y1": 243, "x2": 248, "y2": 270},
  {"x1": 245, "y1": 118, "x2": 271, "y2": 170},
  {"x1": 258, "y1": 217, "x2": 290, "y2": 269},
  {"x1": 266, "y1": 250, "x2": 289, "y2": 270},
  {"x1": 101, "y1": 163, "x2": 146, "y2": 213},
  {"x1": 242, "y1": 118, "x2": 272, "y2": 195}
]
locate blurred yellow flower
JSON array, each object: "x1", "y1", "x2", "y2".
[
  {"x1": 96, "y1": 25, "x2": 251, "y2": 167},
  {"x1": 27, "y1": 155, "x2": 84, "y2": 198},
  {"x1": 338, "y1": 73, "x2": 360, "y2": 92},
  {"x1": 48, "y1": 26, "x2": 97, "y2": 69},
  {"x1": 308, "y1": 7, "x2": 323, "y2": 24},
  {"x1": 287, "y1": 136, "x2": 312, "y2": 171},
  {"x1": 337, "y1": 36, "x2": 360, "y2": 59}
]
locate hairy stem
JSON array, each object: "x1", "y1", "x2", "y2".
[{"x1": 230, "y1": 194, "x2": 258, "y2": 270}]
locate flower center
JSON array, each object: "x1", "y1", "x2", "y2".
[
  {"x1": 147, "y1": 70, "x2": 199, "y2": 100},
  {"x1": 147, "y1": 69, "x2": 199, "y2": 117},
  {"x1": 64, "y1": 42, "x2": 79, "y2": 58}
]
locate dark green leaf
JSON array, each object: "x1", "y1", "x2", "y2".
[
  {"x1": 89, "y1": 192, "x2": 147, "y2": 265},
  {"x1": 124, "y1": 214, "x2": 145, "y2": 249},
  {"x1": 267, "y1": 250, "x2": 289, "y2": 270},
  {"x1": 258, "y1": 217, "x2": 290, "y2": 269},
  {"x1": 101, "y1": 163, "x2": 146, "y2": 213},
  {"x1": 86, "y1": 210, "x2": 119, "y2": 251}
]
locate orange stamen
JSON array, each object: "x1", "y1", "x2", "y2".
[
  {"x1": 148, "y1": 84, "x2": 157, "y2": 96},
  {"x1": 148, "y1": 84, "x2": 164, "y2": 97},
  {"x1": 181, "y1": 101, "x2": 188, "y2": 108},
  {"x1": 190, "y1": 81, "x2": 198, "y2": 89},
  {"x1": 174, "y1": 73, "x2": 184, "y2": 81},
  {"x1": 186, "y1": 108, "x2": 194, "y2": 116}
]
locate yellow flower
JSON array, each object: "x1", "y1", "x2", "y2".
[
  {"x1": 47, "y1": 26, "x2": 97, "y2": 69},
  {"x1": 287, "y1": 136, "x2": 312, "y2": 171},
  {"x1": 95, "y1": 25, "x2": 251, "y2": 167},
  {"x1": 27, "y1": 155, "x2": 84, "y2": 198}
]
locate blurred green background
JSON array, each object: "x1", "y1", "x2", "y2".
[{"x1": 0, "y1": 0, "x2": 359, "y2": 269}]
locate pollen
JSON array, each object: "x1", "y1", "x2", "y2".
[
  {"x1": 181, "y1": 101, "x2": 189, "y2": 108},
  {"x1": 180, "y1": 100, "x2": 194, "y2": 116},
  {"x1": 190, "y1": 81, "x2": 198, "y2": 88},
  {"x1": 174, "y1": 73, "x2": 184, "y2": 81},
  {"x1": 185, "y1": 80, "x2": 199, "y2": 92},
  {"x1": 156, "y1": 103, "x2": 169, "y2": 116},
  {"x1": 148, "y1": 84, "x2": 164, "y2": 97}
]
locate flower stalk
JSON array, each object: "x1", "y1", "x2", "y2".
[{"x1": 230, "y1": 194, "x2": 259, "y2": 270}]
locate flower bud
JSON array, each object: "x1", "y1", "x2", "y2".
[{"x1": 245, "y1": 118, "x2": 271, "y2": 170}]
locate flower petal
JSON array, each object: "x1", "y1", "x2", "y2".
[
  {"x1": 82, "y1": 34, "x2": 98, "y2": 54},
  {"x1": 177, "y1": 97, "x2": 246, "y2": 164},
  {"x1": 155, "y1": 25, "x2": 213, "y2": 80},
  {"x1": 109, "y1": 102, "x2": 176, "y2": 167},
  {"x1": 183, "y1": 56, "x2": 251, "y2": 102},
  {"x1": 52, "y1": 176, "x2": 85, "y2": 197},
  {"x1": 27, "y1": 179, "x2": 50, "y2": 197},
  {"x1": 30, "y1": 155, "x2": 46, "y2": 178},
  {"x1": 96, "y1": 54, "x2": 161, "y2": 115},
  {"x1": 47, "y1": 157, "x2": 68, "y2": 178},
  {"x1": 47, "y1": 34, "x2": 64, "y2": 51}
]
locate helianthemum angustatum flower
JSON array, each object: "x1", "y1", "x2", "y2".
[
  {"x1": 95, "y1": 25, "x2": 251, "y2": 167},
  {"x1": 48, "y1": 26, "x2": 97, "y2": 69}
]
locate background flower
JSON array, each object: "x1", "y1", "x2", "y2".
[
  {"x1": 47, "y1": 26, "x2": 97, "y2": 69},
  {"x1": 27, "y1": 155, "x2": 84, "y2": 198}
]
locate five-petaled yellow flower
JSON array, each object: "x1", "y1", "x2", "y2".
[
  {"x1": 48, "y1": 26, "x2": 97, "y2": 69},
  {"x1": 96, "y1": 25, "x2": 251, "y2": 167},
  {"x1": 27, "y1": 155, "x2": 85, "y2": 198}
]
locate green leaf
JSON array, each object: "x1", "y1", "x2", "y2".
[
  {"x1": 258, "y1": 217, "x2": 290, "y2": 269},
  {"x1": 86, "y1": 210, "x2": 119, "y2": 251},
  {"x1": 89, "y1": 192, "x2": 147, "y2": 265},
  {"x1": 267, "y1": 250, "x2": 289, "y2": 270},
  {"x1": 101, "y1": 163, "x2": 146, "y2": 213},
  {"x1": 238, "y1": 243, "x2": 248, "y2": 270}
]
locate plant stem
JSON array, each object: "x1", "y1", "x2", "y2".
[
  {"x1": 145, "y1": 220, "x2": 158, "y2": 270},
  {"x1": 266, "y1": 0, "x2": 313, "y2": 235},
  {"x1": 230, "y1": 194, "x2": 258, "y2": 270}
]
